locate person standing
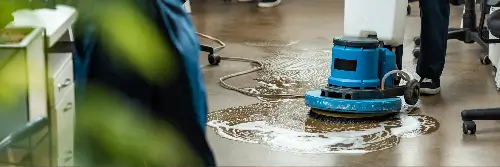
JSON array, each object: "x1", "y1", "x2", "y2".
[{"x1": 417, "y1": 0, "x2": 450, "y2": 95}]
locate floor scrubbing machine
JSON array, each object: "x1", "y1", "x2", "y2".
[{"x1": 305, "y1": 0, "x2": 421, "y2": 118}]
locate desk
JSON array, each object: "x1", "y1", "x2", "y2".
[
  {"x1": 1, "y1": 4, "x2": 77, "y2": 166},
  {"x1": 0, "y1": 27, "x2": 46, "y2": 123},
  {"x1": 0, "y1": 28, "x2": 50, "y2": 166},
  {"x1": 9, "y1": 5, "x2": 77, "y2": 47}
]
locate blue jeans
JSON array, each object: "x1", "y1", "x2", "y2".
[{"x1": 417, "y1": 0, "x2": 450, "y2": 80}]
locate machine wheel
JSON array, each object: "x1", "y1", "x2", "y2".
[
  {"x1": 404, "y1": 79, "x2": 420, "y2": 105},
  {"x1": 462, "y1": 121, "x2": 477, "y2": 134},
  {"x1": 480, "y1": 55, "x2": 491, "y2": 65},
  {"x1": 407, "y1": 5, "x2": 411, "y2": 15},
  {"x1": 413, "y1": 36, "x2": 421, "y2": 46},
  {"x1": 208, "y1": 54, "x2": 221, "y2": 65},
  {"x1": 412, "y1": 48, "x2": 420, "y2": 58}
]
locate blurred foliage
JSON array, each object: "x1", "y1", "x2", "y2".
[
  {"x1": 0, "y1": 0, "x2": 199, "y2": 166},
  {"x1": 0, "y1": 1, "x2": 18, "y2": 27},
  {"x1": 77, "y1": 85, "x2": 202, "y2": 166},
  {"x1": 0, "y1": 54, "x2": 27, "y2": 106},
  {"x1": 86, "y1": 0, "x2": 177, "y2": 84}
]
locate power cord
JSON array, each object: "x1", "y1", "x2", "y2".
[{"x1": 197, "y1": 32, "x2": 305, "y2": 98}]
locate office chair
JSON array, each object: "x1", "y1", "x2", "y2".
[{"x1": 429, "y1": 0, "x2": 500, "y2": 134}]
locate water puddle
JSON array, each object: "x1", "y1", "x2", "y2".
[
  {"x1": 208, "y1": 99, "x2": 439, "y2": 153},
  {"x1": 244, "y1": 40, "x2": 300, "y2": 47},
  {"x1": 245, "y1": 49, "x2": 332, "y2": 102},
  {"x1": 207, "y1": 40, "x2": 439, "y2": 154}
]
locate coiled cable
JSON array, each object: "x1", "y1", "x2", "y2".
[{"x1": 197, "y1": 32, "x2": 305, "y2": 98}]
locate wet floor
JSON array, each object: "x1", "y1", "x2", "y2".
[
  {"x1": 208, "y1": 99, "x2": 439, "y2": 154},
  {"x1": 193, "y1": 0, "x2": 500, "y2": 166}
]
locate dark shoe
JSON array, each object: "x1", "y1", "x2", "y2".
[
  {"x1": 258, "y1": 0, "x2": 282, "y2": 7},
  {"x1": 419, "y1": 78, "x2": 441, "y2": 95}
]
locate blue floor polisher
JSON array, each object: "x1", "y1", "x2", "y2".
[{"x1": 305, "y1": 36, "x2": 420, "y2": 118}]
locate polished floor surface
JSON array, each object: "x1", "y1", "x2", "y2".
[{"x1": 192, "y1": 0, "x2": 500, "y2": 166}]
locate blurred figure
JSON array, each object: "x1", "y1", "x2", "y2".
[
  {"x1": 238, "y1": 0, "x2": 282, "y2": 8},
  {"x1": 71, "y1": 0, "x2": 215, "y2": 166}
]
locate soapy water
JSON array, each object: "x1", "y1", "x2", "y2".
[
  {"x1": 207, "y1": 99, "x2": 439, "y2": 153},
  {"x1": 207, "y1": 40, "x2": 439, "y2": 153},
  {"x1": 245, "y1": 49, "x2": 332, "y2": 102},
  {"x1": 244, "y1": 40, "x2": 301, "y2": 47}
]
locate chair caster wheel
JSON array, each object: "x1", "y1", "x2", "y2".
[
  {"x1": 404, "y1": 79, "x2": 420, "y2": 105},
  {"x1": 480, "y1": 56, "x2": 491, "y2": 65},
  {"x1": 412, "y1": 48, "x2": 420, "y2": 58},
  {"x1": 208, "y1": 54, "x2": 221, "y2": 65},
  {"x1": 463, "y1": 121, "x2": 476, "y2": 134},
  {"x1": 413, "y1": 36, "x2": 420, "y2": 46}
]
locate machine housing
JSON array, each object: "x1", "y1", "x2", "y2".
[{"x1": 305, "y1": 36, "x2": 419, "y2": 115}]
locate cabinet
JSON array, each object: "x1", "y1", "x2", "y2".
[
  {"x1": 47, "y1": 53, "x2": 75, "y2": 166},
  {"x1": 11, "y1": 5, "x2": 77, "y2": 166}
]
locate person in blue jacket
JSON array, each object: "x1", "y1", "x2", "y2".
[{"x1": 72, "y1": 0, "x2": 215, "y2": 166}]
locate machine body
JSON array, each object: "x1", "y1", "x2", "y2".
[{"x1": 305, "y1": 36, "x2": 419, "y2": 116}]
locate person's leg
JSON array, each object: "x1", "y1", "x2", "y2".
[{"x1": 417, "y1": 0, "x2": 450, "y2": 95}]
